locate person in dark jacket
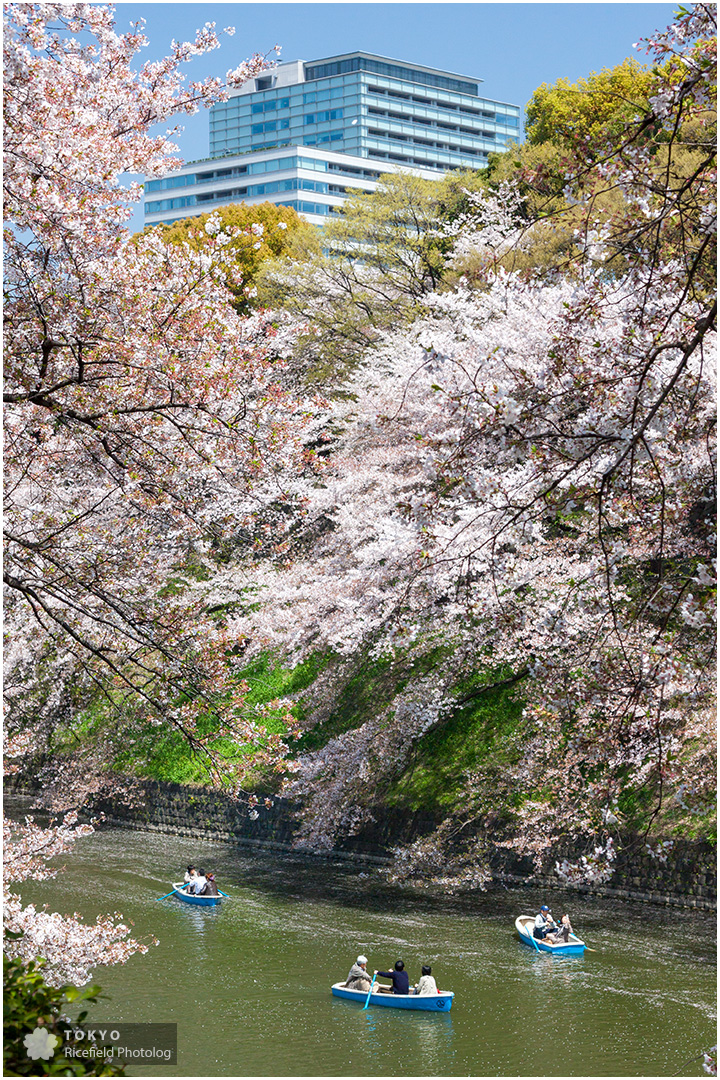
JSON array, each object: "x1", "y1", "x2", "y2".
[
  {"x1": 375, "y1": 960, "x2": 410, "y2": 995},
  {"x1": 202, "y1": 873, "x2": 219, "y2": 897}
]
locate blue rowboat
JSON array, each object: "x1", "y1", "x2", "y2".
[
  {"x1": 516, "y1": 915, "x2": 585, "y2": 956},
  {"x1": 171, "y1": 883, "x2": 227, "y2": 907},
  {"x1": 331, "y1": 982, "x2": 454, "y2": 1011}
]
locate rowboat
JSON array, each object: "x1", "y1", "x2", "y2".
[
  {"x1": 331, "y1": 982, "x2": 454, "y2": 1011},
  {"x1": 171, "y1": 882, "x2": 227, "y2": 907},
  {"x1": 515, "y1": 915, "x2": 585, "y2": 956}
]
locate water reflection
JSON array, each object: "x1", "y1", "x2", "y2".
[
  {"x1": 358, "y1": 1003, "x2": 455, "y2": 1073},
  {"x1": 165, "y1": 902, "x2": 223, "y2": 944}
]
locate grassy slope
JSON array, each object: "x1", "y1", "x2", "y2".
[
  {"x1": 381, "y1": 682, "x2": 526, "y2": 814},
  {"x1": 48, "y1": 646, "x2": 714, "y2": 841},
  {"x1": 50, "y1": 651, "x2": 327, "y2": 788}
]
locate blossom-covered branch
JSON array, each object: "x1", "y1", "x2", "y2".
[
  {"x1": 3, "y1": 813, "x2": 156, "y2": 985},
  {"x1": 4, "y1": 6, "x2": 310, "y2": 786}
]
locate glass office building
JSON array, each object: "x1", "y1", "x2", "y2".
[{"x1": 144, "y1": 52, "x2": 520, "y2": 227}]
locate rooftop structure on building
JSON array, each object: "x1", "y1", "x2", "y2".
[{"x1": 144, "y1": 51, "x2": 521, "y2": 228}]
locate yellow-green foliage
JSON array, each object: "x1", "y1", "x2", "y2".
[
  {"x1": 151, "y1": 202, "x2": 317, "y2": 313},
  {"x1": 525, "y1": 58, "x2": 655, "y2": 149},
  {"x1": 478, "y1": 54, "x2": 714, "y2": 286},
  {"x1": 325, "y1": 172, "x2": 458, "y2": 296}
]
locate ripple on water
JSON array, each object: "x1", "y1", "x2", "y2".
[{"x1": 7, "y1": 816, "x2": 716, "y2": 1078}]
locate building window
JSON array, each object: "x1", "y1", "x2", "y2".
[
  {"x1": 145, "y1": 174, "x2": 197, "y2": 192},
  {"x1": 248, "y1": 156, "x2": 296, "y2": 175},
  {"x1": 145, "y1": 195, "x2": 197, "y2": 213},
  {"x1": 256, "y1": 76, "x2": 273, "y2": 90},
  {"x1": 252, "y1": 98, "x2": 291, "y2": 115},
  {"x1": 298, "y1": 156, "x2": 329, "y2": 171},
  {"x1": 306, "y1": 130, "x2": 344, "y2": 145},
  {"x1": 303, "y1": 87, "x2": 344, "y2": 104},
  {"x1": 304, "y1": 109, "x2": 344, "y2": 125},
  {"x1": 305, "y1": 56, "x2": 478, "y2": 96}
]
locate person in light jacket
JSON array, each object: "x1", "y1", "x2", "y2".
[
  {"x1": 191, "y1": 868, "x2": 208, "y2": 894},
  {"x1": 533, "y1": 904, "x2": 559, "y2": 942},
  {"x1": 345, "y1": 955, "x2": 372, "y2": 992},
  {"x1": 415, "y1": 965, "x2": 438, "y2": 995}
]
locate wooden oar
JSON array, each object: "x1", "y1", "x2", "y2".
[
  {"x1": 362, "y1": 972, "x2": 378, "y2": 1009},
  {"x1": 154, "y1": 889, "x2": 176, "y2": 901}
]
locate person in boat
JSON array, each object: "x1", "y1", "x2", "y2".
[
  {"x1": 558, "y1": 913, "x2": 573, "y2": 942},
  {"x1": 374, "y1": 960, "x2": 410, "y2": 995},
  {"x1": 415, "y1": 965, "x2": 438, "y2": 995},
  {"x1": 183, "y1": 866, "x2": 198, "y2": 892},
  {"x1": 191, "y1": 868, "x2": 208, "y2": 894},
  {"x1": 202, "y1": 873, "x2": 219, "y2": 897},
  {"x1": 533, "y1": 905, "x2": 560, "y2": 942},
  {"x1": 345, "y1": 955, "x2": 372, "y2": 993}
]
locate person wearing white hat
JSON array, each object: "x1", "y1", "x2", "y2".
[{"x1": 345, "y1": 954, "x2": 372, "y2": 992}]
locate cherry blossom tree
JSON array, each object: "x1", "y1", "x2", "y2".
[
  {"x1": 4, "y1": 5, "x2": 309, "y2": 788},
  {"x1": 3, "y1": 3, "x2": 313, "y2": 979},
  {"x1": 4, "y1": 3, "x2": 273, "y2": 240},
  {"x1": 4, "y1": 2, "x2": 714, "y2": 908},
  {"x1": 228, "y1": 260, "x2": 715, "y2": 873},
  {"x1": 221, "y1": 6, "x2": 716, "y2": 881}
]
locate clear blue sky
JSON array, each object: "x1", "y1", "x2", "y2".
[{"x1": 116, "y1": 2, "x2": 679, "y2": 230}]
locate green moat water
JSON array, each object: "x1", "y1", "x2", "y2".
[{"x1": 14, "y1": 823, "x2": 716, "y2": 1076}]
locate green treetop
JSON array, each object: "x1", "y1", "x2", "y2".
[
  {"x1": 256, "y1": 170, "x2": 489, "y2": 384},
  {"x1": 525, "y1": 58, "x2": 655, "y2": 149}
]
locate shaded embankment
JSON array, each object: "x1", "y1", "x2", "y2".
[{"x1": 6, "y1": 779, "x2": 715, "y2": 910}]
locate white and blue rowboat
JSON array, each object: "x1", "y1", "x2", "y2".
[
  {"x1": 171, "y1": 883, "x2": 228, "y2": 907},
  {"x1": 515, "y1": 915, "x2": 586, "y2": 956},
  {"x1": 331, "y1": 982, "x2": 454, "y2": 1011}
]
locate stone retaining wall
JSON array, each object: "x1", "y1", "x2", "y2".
[{"x1": 6, "y1": 775, "x2": 715, "y2": 909}]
